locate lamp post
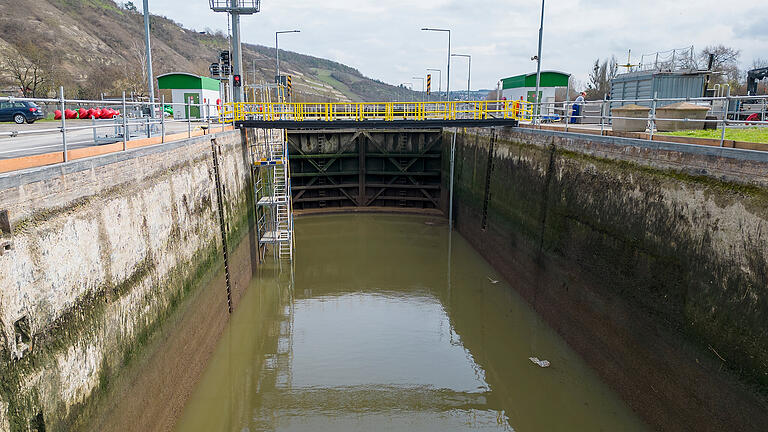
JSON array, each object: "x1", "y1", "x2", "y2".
[
  {"x1": 451, "y1": 54, "x2": 471, "y2": 101},
  {"x1": 421, "y1": 28, "x2": 451, "y2": 101},
  {"x1": 276, "y1": 30, "x2": 300, "y2": 80},
  {"x1": 412, "y1": 76, "x2": 425, "y2": 102},
  {"x1": 400, "y1": 83, "x2": 414, "y2": 102},
  {"x1": 142, "y1": 0, "x2": 155, "y2": 118},
  {"x1": 427, "y1": 68, "x2": 441, "y2": 100},
  {"x1": 534, "y1": 0, "x2": 546, "y2": 123}
]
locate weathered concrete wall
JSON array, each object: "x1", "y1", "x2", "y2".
[
  {"x1": 0, "y1": 128, "x2": 277, "y2": 431},
  {"x1": 446, "y1": 127, "x2": 768, "y2": 431}
]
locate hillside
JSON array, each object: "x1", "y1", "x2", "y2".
[{"x1": 0, "y1": 0, "x2": 418, "y2": 102}]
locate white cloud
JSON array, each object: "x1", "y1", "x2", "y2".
[{"x1": 148, "y1": 0, "x2": 768, "y2": 91}]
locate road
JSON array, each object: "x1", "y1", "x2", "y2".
[{"x1": 0, "y1": 119, "x2": 210, "y2": 160}]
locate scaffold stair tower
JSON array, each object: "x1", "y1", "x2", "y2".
[{"x1": 253, "y1": 126, "x2": 294, "y2": 263}]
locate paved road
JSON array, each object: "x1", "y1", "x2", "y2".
[{"x1": 0, "y1": 119, "x2": 210, "y2": 160}]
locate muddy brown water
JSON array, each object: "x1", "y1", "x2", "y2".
[{"x1": 167, "y1": 214, "x2": 648, "y2": 431}]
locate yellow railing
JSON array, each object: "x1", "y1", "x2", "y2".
[{"x1": 221, "y1": 100, "x2": 533, "y2": 123}]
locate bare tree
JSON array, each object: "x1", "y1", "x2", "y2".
[
  {"x1": 699, "y1": 45, "x2": 741, "y2": 71},
  {"x1": 751, "y1": 58, "x2": 768, "y2": 70},
  {"x1": 586, "y1": 56, "x2": 617, "y2": 100},
  {"x1": 0, "y1": 44, "x2": 53, "y2": 97},
  {"x1": 122, "y1": 40, "x2": 149, "y2": 97},
  {"x1": 699, "y1": 45, "x2": 742, "y2": 89}
]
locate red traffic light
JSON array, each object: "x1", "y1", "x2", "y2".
[{"x1": 233, "y1": 74, "x2": 242, "y2": 87}]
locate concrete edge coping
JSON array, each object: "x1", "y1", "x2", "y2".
[
  {"x1": 513, "y1": 127, "x2": 768, "y2": 164},
  {"x1": 0, "y1": 130, "x2": 241, "y2": 190}
]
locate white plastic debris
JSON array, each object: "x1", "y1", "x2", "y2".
[
  {"x1": 529, "y1": 357, "x2": 551, "y2": 368},
  {"x1": 487, "y1": 276, "x2": 500, "y2": 284}
]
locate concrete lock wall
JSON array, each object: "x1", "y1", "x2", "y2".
[
  {"x1": 0, "y1": 129, "x2": 277, "y2": 431},
  {"x1": 444, "y1": 127, "x2": 768, "y2": 431}
]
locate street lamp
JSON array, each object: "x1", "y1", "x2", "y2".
[
  {"x1": 427, "y1": 68, "x2": 441, "y2": 100},
  {"x1": 534, "y1": 0, "x2": 546, "y2": 123},
  {"x1": 421, "y1": 28, "x2": 451, "y2": 101},
  {"x1": 451, "y1": 54, "x2": 471, "y2": 101},
  {"x1": 276, "y1": 30, "x2": 300, "y2": 82},
  {"x1": 412, "y1": 76, "x2": 425, "y2": 102},
  {"x1": 400, "y1": 82, "x2": 414, "y2": 102},
  {"x1": 142, "y1": 0, "x2": 155, "y2": 117}
]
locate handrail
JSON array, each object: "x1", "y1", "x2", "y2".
[{"x1": 221, "y1": 100, "x2": 534, "y2": 123}]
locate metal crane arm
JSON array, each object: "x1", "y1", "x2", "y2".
[{"x1": 747, "y1": 67, "x2": 768, "y2": 95}]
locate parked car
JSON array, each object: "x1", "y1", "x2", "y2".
[{"x1": 0, "y1": 101, "x2": 45, "y2": 124}]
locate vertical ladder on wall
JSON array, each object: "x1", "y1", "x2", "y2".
[{"x1": 252, "y1": 127, "x2": 294, "y2": 264}]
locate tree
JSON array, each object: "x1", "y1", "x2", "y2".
[
  {"x1": 0, "y1": 43, "x2": 54, "y2": 98},
  {"x1": 123, "y1": 2, "x2": 138, "y2": 12},
  {"x1": 123, "y1": 40, "x2": 149, "y2": 97},
  {"x1": 586, "y1": 56, "x2": 617, "y2": 100},
  {"x1": 699, "y1": 45, "x2": 740, "y2": 71},
  {"x1": 699, "y1": 45, "x2": 741, "y2": 88}
]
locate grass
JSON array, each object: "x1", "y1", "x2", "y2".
[{"x1": 661, "y1": 127, "x2": 768, "y2": 144}]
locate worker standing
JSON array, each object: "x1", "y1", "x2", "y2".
[{"x1": 571, "y1": 92, "x2": 586, "y2": 124}]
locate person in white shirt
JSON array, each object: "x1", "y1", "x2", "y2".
[{"x1": 571, "y1": 92, "x2": 586, "y2": 124}]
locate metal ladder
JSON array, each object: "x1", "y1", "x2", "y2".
[{"x1": 252, "y1": 127, "x2": 294, "y2": 264}]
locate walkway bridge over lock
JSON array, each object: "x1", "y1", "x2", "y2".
[
  {"x1": 226, "y1": 100, "x2": 532, "y2": 129},
  {"x1": 236, "y1": 100, "x2": 531, "y2": 263}
]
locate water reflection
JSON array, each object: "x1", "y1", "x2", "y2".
[{"x1": 175, "y1": 214, "x2": 647, "y2": 432}]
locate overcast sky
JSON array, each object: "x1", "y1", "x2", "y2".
[{"x1": 147, "y1": 0, "x2": 767, "y2": 91}]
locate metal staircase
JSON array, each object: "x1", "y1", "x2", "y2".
[{"x1": 253, "y1": 127, "x2": 294, "y2": 264}]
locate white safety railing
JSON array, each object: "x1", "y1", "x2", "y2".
[
  {"x1": 522, "y1": 90, "x2": 768, "y2": 148},
  {"x1": 0, "y1": 87, "x2": 230, "y2": 164}
]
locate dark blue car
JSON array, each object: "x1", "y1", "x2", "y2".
[{"x1": 0, "y1": 101, "x2": 45, "y2": 124}]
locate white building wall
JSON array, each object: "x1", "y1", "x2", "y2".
[
  {"x1": 502, "y1": 87, "x2": 559, "y2": 116},
  {"x1": 169, "y1": 89, "x2": 221, "y2": 120}
]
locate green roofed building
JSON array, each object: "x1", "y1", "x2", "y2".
[
  {"x1": 500, "y1": 71, "x2": 570, "y2": 115},
  {"x1": 157, "y1": 72, "x2": 222, "y2": 120}
]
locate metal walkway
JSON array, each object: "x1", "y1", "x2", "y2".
[
  {"x1": 236, "y1": 118, "x2": 519, "y2": 130},
  {"x1": 225, "y1": 100, "x2": 531, "y2": 128}
]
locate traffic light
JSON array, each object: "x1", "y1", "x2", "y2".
[
  {"x1": 233, "y1": 74, "x2": 242, "y2": 87},
  {"x1": 220, "y1": 50, "x2": 231, "y2": 76},
  {"x1": 209, "y1": 62, "x2": 220, "y2": 78}
]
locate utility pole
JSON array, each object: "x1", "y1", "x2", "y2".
[
  {"x1": 533, "y1": 0, "x2": 545, "y2": 123},
  {"x1": 209, "y1": 1, "x2": 261, "y2": 103},
  {"x1": 230, "y1": 2, "x2": 243, "y2": 102},
  {"x1": 143, "y1": 0, "x2": 155, "y2": 117}
]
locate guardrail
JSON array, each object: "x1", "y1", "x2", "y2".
[
  {"x1": 2, "y1": 87, "x2": 766, "y2": 175},
  {"x1": 0, "y1": 88, "x2": 228, "y2": 163},
  {"x1": 222, "y1": 100, "x2": 535, "y2": 123},
  {"x1": 523, "y1": 91, "x2": 768, "y2": 147}
]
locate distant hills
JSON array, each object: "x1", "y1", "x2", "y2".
[{"x1": 0, "y1": 0, "x2": 419, "y2": 102}]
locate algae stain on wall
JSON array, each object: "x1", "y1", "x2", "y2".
[
  {"x1": 450, "y1": 128, "x2": 768, "y2": 391},
  {"x1": 0, "y1": 130, "x2": 266, "y2": 431}
]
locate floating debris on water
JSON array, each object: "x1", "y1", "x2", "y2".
[{"x1": 529, "y1": 357, "x2": 551, "y2": 368}]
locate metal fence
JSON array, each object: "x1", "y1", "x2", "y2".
[
  {"x1": 0, "y1": 87, "x2": 227, "y2": 163},
  {"x1": 2, "y1": 86, "x2": 767, "y2": 174},
  {"x1": 523, "y1": 90, "x2": 768, "y2": 147}
]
